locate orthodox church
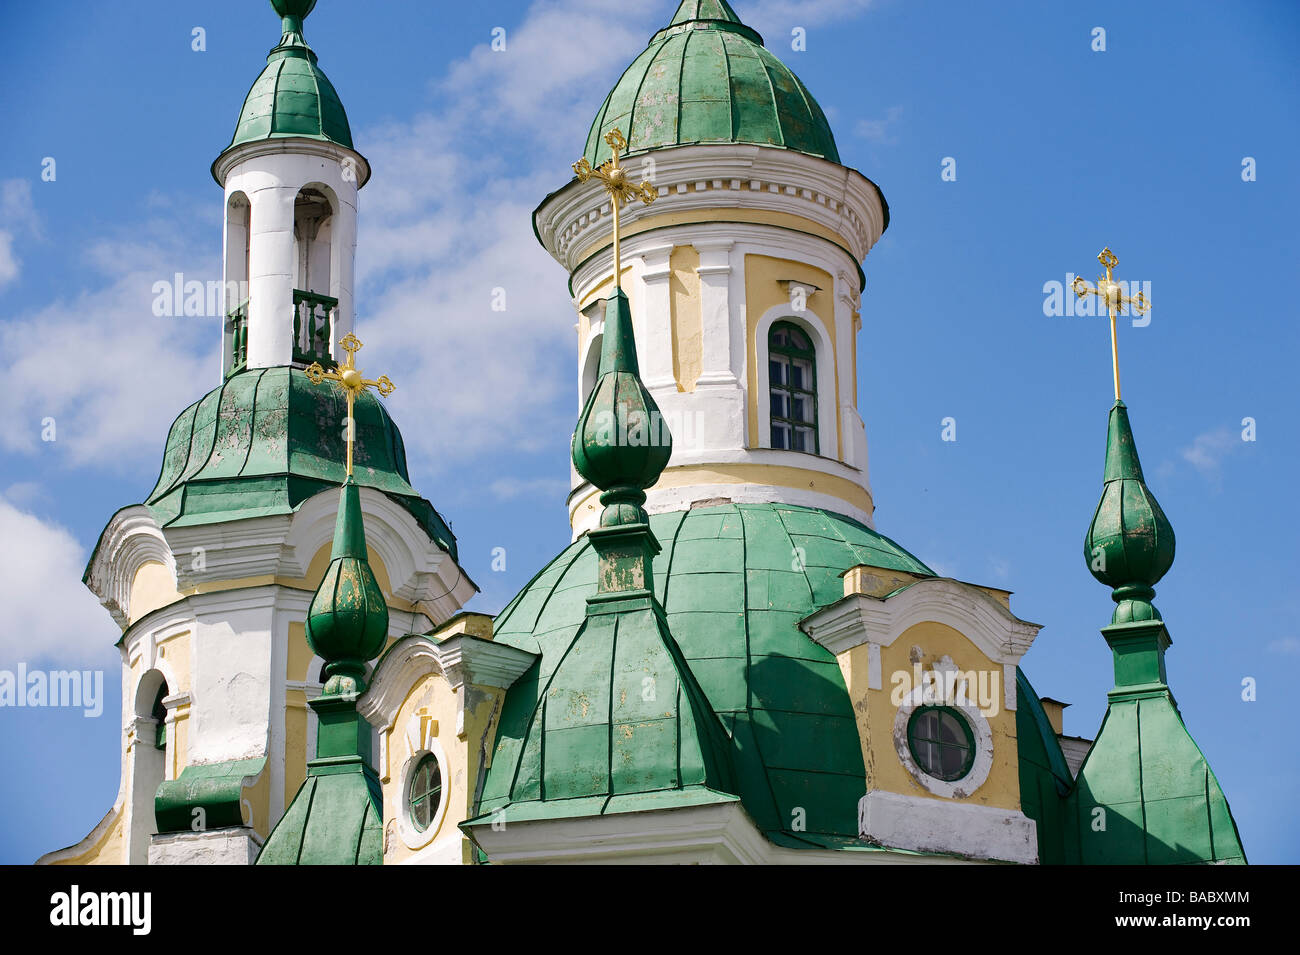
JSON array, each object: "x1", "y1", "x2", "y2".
[{"x1": 39, "y1": 0, "x2": 1245, "y2": 865}]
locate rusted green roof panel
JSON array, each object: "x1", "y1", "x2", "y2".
[
  {"x1": 478, "y1": 502, "x2": 933, "y2": 842},
  {"x1": 584, "y1": 1, "x2": 840, "y2": 166},
  {"x1": 145, "y1": 366, "x2": 457, "y2": 561}
]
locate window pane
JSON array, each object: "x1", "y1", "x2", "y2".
[
  {"x1": 771, "y1": 392, "x2": 789, "y2": 419},
  {"x1": 795, "y1": 427, "x2": 815, "y2": 452},
  {"x1": 770, "y1": 356, "x2": 787, "y2": 385},
  {"x1": 792, "y1": 395, "x2": 815, "y2": 423},
  {"x1": 772, "y1": 423, "x2": 790, "y2": 449},
  {"x1": 789, "y1": 327, "x2": 810, "y2": 350},
  {"x1": 791, "y1": 358, "x2": 812, "y2": 391}
]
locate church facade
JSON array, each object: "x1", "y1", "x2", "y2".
[{"x1": 39, "y1": 0, "x2": 1244, "y2": 866}]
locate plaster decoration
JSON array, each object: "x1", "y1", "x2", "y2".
[
  {"x1": 890, "y1": 656, "x2": 995, "y2": 799},
  {"x1": 84, "y1": 506, "x2": 177, "y2": 630}
]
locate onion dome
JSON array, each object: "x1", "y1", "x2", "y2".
[
  {"x1": 145, "y1": 366, "x2": 457, "y2": 562},
  {"x1": 571, "y1": 290, "x2": 673, "y2": 529},
  {"x1": 213, "y1": 0, "x2": 364, "y2": 182},
  {"x1": 1083, "y1": 400, "x2": 1175, "y2": 623},
  {"x1": 583, "y1": 0, "x2": 840, "y2": 167},
  {"x1": 305, "y1": 477, "x2": 388, "y2": 696},
  {"x1": 475, "y1": 502, "x2": 935, "y2": 842}
]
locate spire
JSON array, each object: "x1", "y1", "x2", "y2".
[
  {"x1": 660, "y1": 0, "x2": 763, "y2": 43},
  {"x1": 1084, "y1": 400, "x2": 1175, "y2": 624},
  {"x1": 268, "y1": 0, "x2": 317, "y2": 61},
  {"x1": 258, "y1": 342, "x2": 397, "y2": 865},
  {"x1": 1061, "y1": 307, "x2": 1245, "y2": 862}
]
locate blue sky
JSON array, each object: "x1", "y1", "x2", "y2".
[{"x1": 1, "y1": 0, "x2": 1296, "y2": 864}]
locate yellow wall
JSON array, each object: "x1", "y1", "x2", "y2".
[
  {"x1": 48, "y1": 810, "x2": 126, "y2": 865},
  {"x1": 837, "y1": 621, "x2": 1021, "y2": 811},
  {"x1": 380, "y1": 671, "x2": 506, "y2": 865},
  {"x1": 668, "y1": 245, "x2": 702, "y2": 392},
  {"x1": 129, "y1": 561, "x2": 182, "y2": 624}
]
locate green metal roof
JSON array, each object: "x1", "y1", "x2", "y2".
[
  {"x1": 145, "y1": 366, "x2": 458, "y2": 562},
  {"x1": 214, "y1": 1, "x2": 360, "y2": 180},
  {"x1": 582, "y1": 0, "x2": 841, "y2": 166},
  {"x1": 477, "y1": 502, "x2": 934, "y2": 842}
]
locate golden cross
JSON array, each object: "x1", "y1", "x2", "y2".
[
  {"x1": 305, "y1": 333, "x2": 395, "y2": 476},
  {"x1": 1072, "y1": 247, "x2": 1150, "y2": 401},
  {"x1": 572, "y1": 128, "x2": 657, "y2": 290}
]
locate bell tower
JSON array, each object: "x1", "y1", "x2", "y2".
[
  {"x1": 211, "y1": 0, "x2": 369, "y2": 378},
  {"x1": 534, "y1": 0, "x2": 888, "y2": 537}
]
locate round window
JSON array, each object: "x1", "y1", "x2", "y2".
[
  {"x1": 407, "y1": 753, "x2": 443, "y2": 833},
  {"x1": 907, "y1": 706, "x2": 975, "y2": 781}
]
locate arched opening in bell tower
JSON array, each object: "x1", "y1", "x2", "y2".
[
  {"x1": 224, "y1": 191, "x2": 251, "y2": 375},
  {"x1": 292, "y1": 184, "x2": 338, "y2": 366}
]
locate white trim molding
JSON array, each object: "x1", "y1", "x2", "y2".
[
  {"x1": 358, "y1": 633, "x2": 536, "y2": 736},
  {"x1": 84, "y1": 506, "x2": 178, "y2": 630},
  {"x1": 466, "y1": 800, "x2": 984, "y2": 865},
  {"x1": 535, "y1": 143, "x2": 887, "y2": 273},
  {"x1": 801, "y1": 576, "x2": 1042, "y2": 702}
]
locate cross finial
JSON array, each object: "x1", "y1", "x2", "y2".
[
  {"x1": 572, "y1": 128, "x2": 657, "y2": 290},
  {"x1": 1071, "y1": 247, "x2": 1150, "y2": 401},
  {"x1": 304, "y1": 333, "x2": 395, "y2": 476}
]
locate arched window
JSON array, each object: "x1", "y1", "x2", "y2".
[{"x1": 768, "y1": 322, "x2": 818, "y2": 453}]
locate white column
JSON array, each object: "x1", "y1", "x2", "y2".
[
  {"x1": 331, "y1": 186, "x2": 358, "y2": 351},
  {"x1": 246, "y1": 182, "x2": 297, "y2": 368},
  {"x1": 638, "y1": 244, "x2": 675, "y2": 392},
  {"x1": 694, "y1": 240, "x2": 736, "y2": 387}
]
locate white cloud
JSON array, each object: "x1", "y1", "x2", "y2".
[
  {"x1": 0, "y1": 215, "x2": 217, "y2": 472},
  {"x1": 856, "y1": 105, "x2": 904, "y2": 144},
  {"x1": 489, "y1": 476, "x2": 572, "y2": 501},
  {"x1": 0, "y1": 496, "x2": 117, "y2": 667},
  {"x1": 0, "y1": 179, "x2": 39, "y2": 290},
  {"x1": 1179, "y1": 427, "x2": 1240, "y2": 484}
]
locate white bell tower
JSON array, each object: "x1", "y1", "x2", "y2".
[{"x1": 210, "y1": 0, "x2": 370, "y2": 378}]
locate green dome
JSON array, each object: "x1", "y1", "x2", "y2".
[
  {"x1": 583, "y1": 0, "x2": 841, "y2": 167},
  {"x1": 215, "y1": 2, "x2": 357, "y2": 173},
  {"x1": 145, "y1": 366, "x2": 457, "y2": 562},
  {"x1": 478, "y1": 502, "x2": 933, "y2": 842}
]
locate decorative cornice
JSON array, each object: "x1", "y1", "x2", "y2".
[
  {"x1": 214, "y1": 136, "x2": 370, "y2": 189},
  {"x1": 358, "y1": 633, "x2": 536, "y2": 731},
  {"x1": 801, "y1": 577, "x2": 1042, "y2": 667},
  {"x1": 84, "y1": 506, "x2": 177, "y2": 631},
  {"x1": 537, "y1": 144, "x2": 886, "y2": 276}
]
